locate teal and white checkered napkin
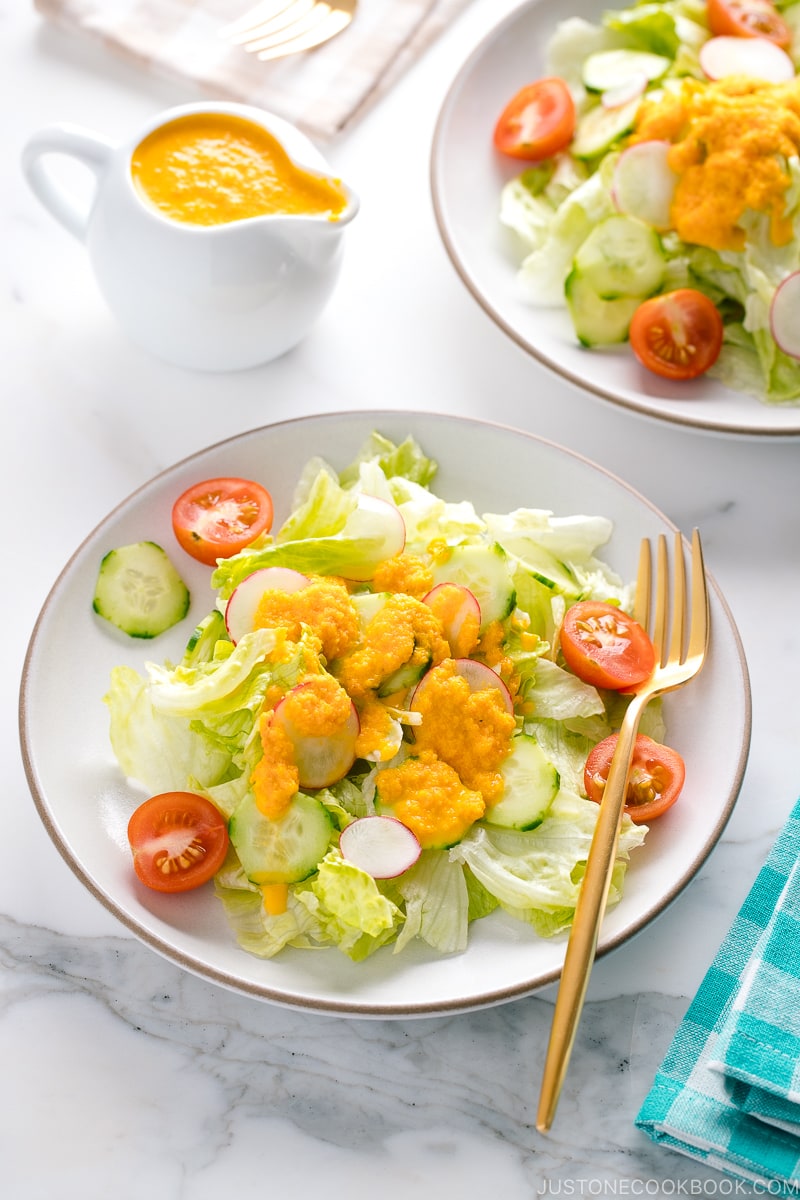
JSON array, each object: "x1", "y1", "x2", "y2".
[{"x1": 636, "y1": 797, "x2": 800, "y2": 1192}]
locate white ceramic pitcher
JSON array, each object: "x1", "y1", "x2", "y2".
[{"x1": 22, "y1": 102, "x2": 359, "y2": 371}]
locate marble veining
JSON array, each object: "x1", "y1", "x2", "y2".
[
  {"x1": 1, "y1": 914, "x2": 725, "y2": 1195},
  {"x1": 5, "y1": 0, "x2": 800, "y2": 1193}
]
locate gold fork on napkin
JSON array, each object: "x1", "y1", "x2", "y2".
[
  {"x1": 537, "y1": 530, "x2": 710, "y2": 1132},
  {"x1": 221, "y1": 0, "x2": 357, "y2": 60}
]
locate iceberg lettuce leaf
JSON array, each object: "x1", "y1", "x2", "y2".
[
  {"x1": 502, "y1": 859, "x2": 630, "y2": 937},
  {"x1": 294, "y1": 851, "x2": 403, "y2": 960},
  {"x1": 214, "y1": 854, "x2": 330, "y2": 957},
  {"x1": 500, "y1": 176, "x2": 560, "y2": 254},
  {"x1": 103, "y1": 627, "x2": 309, "y2": 799},
  {"x1": 603, "y1": 2, "x2": 680, "y2": 56},
  {"x1": 277, "y1": 465, "x2": 356, "y2": 543},
  {"x1": 104, "y1": 664, "x2": 237, "y2": 795},
  {"x1": 339, "y1": 433, "x2": 438, "y2": 488},
  {"x1": 449, "y1": 789, "x2": 646, "y2": 920},
  {"x1": 524, "y1": 658, "x2": 606, "y2": 722},
  {"x1": 144, "y1": 628, "x2": 279, "y2": 716},
  {"x1": 391, "y1": 480, "x2": 486, "y2": 551},
  {"x1": 485, "y1": 509, "x2": 614, "y2": 562},
  {"x1": 393, "y1": 851, "x2": 470, "y2": 955},
  {"x1": 211, "y1": 489, "x2": 406, "y2": 596}
]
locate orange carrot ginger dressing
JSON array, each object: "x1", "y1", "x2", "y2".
[{"x1": 131, "y1": 112, "x2": 348, "y2": 226}]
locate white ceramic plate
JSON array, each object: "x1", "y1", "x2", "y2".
[
  {"x1": 20, "y1": 411, "x2": 750, "y2": 1016},
  {"x1": 431, "y1": 0, "x2": 800, "y2": 439}
]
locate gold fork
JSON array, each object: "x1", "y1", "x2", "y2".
[
  {"x1": 536, "y1": 529, "x2": 710, "y2": 1133},
  {"x1": 221, "y1": 0, "x2": 357, "y2": 62}
]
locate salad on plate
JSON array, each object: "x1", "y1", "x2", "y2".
[
  {"x1": 99, "y1": 433, "x2": 685, "y2": 964},
  {"x1": 495, "y1": 0, "x2": 800, "y2": 403}
]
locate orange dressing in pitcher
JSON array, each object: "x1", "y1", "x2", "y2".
[{"x1": 130, "y1": 112, "x2": 347, "y2": 226}]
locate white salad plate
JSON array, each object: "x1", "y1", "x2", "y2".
[
  {"x1": 431, "y1": 0, "x2": 800, "y2": 440},
  {"x1": 19, "y1": 411, "x2": 751, "y2": 1017}
]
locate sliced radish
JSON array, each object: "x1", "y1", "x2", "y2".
[
  {"x1": 422, "y1": 582, "x2": 482, "y2": 657},
  {"x1": 612, "y1": 141, "x2": 678, "y2": 231},
  {"x1": 224, "y1": 566, "x2": 310, "y2": 644},
  {"x1": 699, "y1": 35, "x2": 794, "y2": 83},
  {"x1": 411, "y1": 657, "x2": 514, "y2": 715},
  {"x1": 272, "y1": 684, "x2": 360, "y2": 789},
  {"x1": 339, "y1": 815, "x2": 421, "y2": 879},
  {"x1": 453, "y1": 658, "x2": 515, "y2": 712},
  {"x1": 340, "y1": 494, "x2": 407, "y2": 582},
  {"x1": 602, "y1": 73, "x2": 648, "y2": 110},
  {"x1": 770, "y1": 271, "x2": 800, "y2": 360}
]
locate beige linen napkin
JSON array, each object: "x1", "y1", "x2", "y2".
[{"x1": 34, "y1": 0, "x2": 474, "y2": 140}]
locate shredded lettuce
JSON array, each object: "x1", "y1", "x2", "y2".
[
  {"x1": 214, "y1": 854, "x2": 327, "y2": 957},
  {"x1": 449, "y1": 789, "x2": 646, "y2": 933},
  {"x1": 393, "y1": 850, "x2": 470, "y2": 955},
  {"x1": 297, "y1": 851, "x2": 403, "y2": 961},
  {"x1": 338, "y1": 432, "x2": 437, "y2": 488},
  {"x1": 212, "y1": 494, "x2": 403, "y2": 596},
  {"x1": 603, "y1": 2, "x2": 682, "y2": 57},
  {"x1": 106, "y1": 432, "x2": 657, "y2": 965}
]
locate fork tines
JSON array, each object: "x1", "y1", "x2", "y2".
[
  {"x1": 634, "y1": 531, "x2": 708, "y2": 668},
  {"x1": 221, "y1": 0, "x2": 356, "y2": 60}
]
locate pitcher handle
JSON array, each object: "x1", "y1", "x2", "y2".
[{"x1": 21, "y1": 124, "x2": 116, "y2": 242}]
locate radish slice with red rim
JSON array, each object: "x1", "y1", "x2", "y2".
[
  {"x1": 602, "y1": 73, "x2": 647, "y2": 110},
  {"x1": 770, "y1": 272, "x2": 800, "y2": 360},
  {"x1": 422, "y1": 582, "x2": 482, "y2": 656},
  {"x1": 339, "y1": 816, "x2": 421, "y2": 879},
  {"x1": 699, "y1": 35, "x2": 794, "y2": 82},
  {"x1": 225, "y1": 567, "x2": 309, "y2": 644},
  {"x1": 339, "y1": 495, "x2": 406, "y2": 582},
  {"x1": 272, "y1": 686, "x2": 360, "y2": 789},
  {"x1": 453, "y1": 658, "x2": 515, "y2": 712},
  {"x1": 411, "y1": 657, "x2": 514, "y2": 715},
  {"x1": 612, "y1": 141, "x2": 678, "y2": 231}
]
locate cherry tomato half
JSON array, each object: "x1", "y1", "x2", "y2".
[
  {"x1": 493, "y1": 77, "x2": 576, "y2": 161},
  {"x1": 707, "y1": 0, "x2": 792, "y2": 49},
  {"x1": 127, "y1": 792, "x2": 229, "y2": 893},
  {"x1": 560, "y1": 601, "x2": 655, "y2": 691},
  {"x1": 172, "y1": 477, "x2": 274, "y2": 566},
  {"x1": 584, "y1": 734, "x2": 686, "y2": 823},
  {"x1": 629, "y1": 289, "x2": 724, "y2": 382}
]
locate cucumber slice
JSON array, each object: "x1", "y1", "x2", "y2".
[
  {"x1": 350, "y1": 591, "x2": 391, "y2": 629},
  {"x1": 183, "y1": 609, "x2": 228, "y2": 665},
  {"x1": 573, "y1": 215, "x2": 665, "y2": 300},
  {"x1": 377, "y1": 656, "x2": 431, "y2": 697},
  {"x1": 572, "y1": 97, "x2": 641, "y2": 159},
  {"x1": 582, "y1": 49, "x2": 671, "y2": 93},
  {"x1": 349, "y1": 591, "x2": 432, "y2": 695},
  {"x1": 93, "y1": 541, "x2": 190, "y2": 639},
  {"x1": 507, "y1": 545, "x2": 582, "y2": 599},
  {"x1": 432, "y1": 543, "x2": 516, "y2": 630},
  {"x1": 565, "y1": 270, "x2": 640, "y2": 347},
  {"x1": 484, "y1": 734, "x2": 560, "y2": 831},
  {"x1": 229, "y1": 791, "x2": 333, "y2": 885}
]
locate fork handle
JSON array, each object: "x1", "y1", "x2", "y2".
[{"x1": 536, "y1": 696, "x2": 645, "y2": 1132}]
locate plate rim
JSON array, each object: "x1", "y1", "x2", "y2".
[
  {"x1": 430, "y1": 0, "x2": 800, "y2": 441},
  {"x1": 18, "y1": 408, "x2": 753, "y2": 1016}
]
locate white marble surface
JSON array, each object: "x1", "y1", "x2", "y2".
[{"x1": 5, "y1": 0, "x2": 800, "y2": 1194}]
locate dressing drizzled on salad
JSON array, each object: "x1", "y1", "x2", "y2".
[
  {"x1": 104, "y1": 433, "x2": 674, "y2": 963},
  {"x1": 496, "y1": 0, "x2": 800, "y2": 402}
]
